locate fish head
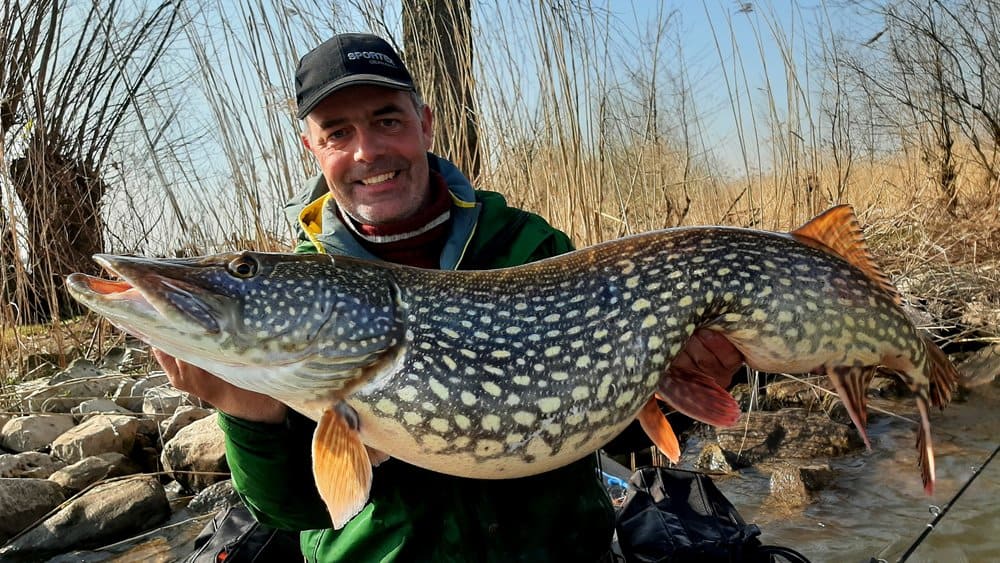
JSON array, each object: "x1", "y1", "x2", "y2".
[{"x1": 66, "y1": 252, "x2": 401, "y2": 380}]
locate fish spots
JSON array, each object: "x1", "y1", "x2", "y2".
[
  {"x1": 641, "y1": 314, "x2": 658, "y2": 329},
  {"x1": 403, "y1": 411, "x2": 423, "y2": 425},
  {"x1": 572, "y1": 386, "x2": 590, "y2": 400},
  {"x1": 482, "y1": 414, "x2": 501, "y2": 432},
  {"x1": 428, "y1": 377, "x2": 449, "y2": 400},
  {"x1": 550, "y1": 371, "x2": 570, "y2": 381},
  {"x1": 587, "y1": 409, "x2": 610, "y2": 423},
  {"x1": 442, "y1": 355, "x2": 457, "y2": 370},
  {"x1": 475, "y1": 439, "x2": 503, "y2": 457},
  {"x1": 429, "y1": 417, "x2": 450, "y2": 433},
  {"x1": 537, "y1": 397, "x2": 562, "y2": 413},
  {"x1": 513, "y1": 375, "x2": 532, "y2": 386},
  {"x1": 678, "y1": 295, "x2": 693, "y2": 307},
  {"x1": 614, "y1": 390, "x2": 636, "y2": 408},
  {"x1": 751, "y1": 309, "x2": 768, "y2": 322},
  {"x1": 576, "y1": 355, "x2": 591, "y2": 368},
  {"x1": 461, "y1": 391, "x2": 477, "y2": 406},
  {"x1": 376, "y1": 399, "x2": 398, "y2": 415},
  {"x1": 482, "y1": 382, "x2": 502, "y2": 396},
  {"x1": 776, "y1": 311, "x2": 793, "y2": 323},
  {"x1": 454, "y1": 414, "x2": 471, "y2": 430},
  {"x1": 397, "y1": 386, "x2": 419, "y2": 402},
  {"x1": 421, "y1": 434, "x2": 449, "y2": 452},
  {"x1": 513, "y1": 411, "x2": 536, "y2": 426},
  {"x1": 544, "y1": 346, "x2": 562, "y2": 357},
  {"x1": 632, "y1": 299, "x2": 651, "y2": 312}
]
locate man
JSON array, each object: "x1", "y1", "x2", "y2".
[{"x1": 156, "y1": 33, "x2": 742, "y2": 562}]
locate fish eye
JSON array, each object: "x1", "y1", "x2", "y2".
[{"x1": 227, "y1": 255, "x2": 259, "y2": 278}]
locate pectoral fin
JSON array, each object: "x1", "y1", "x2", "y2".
[
  {"x1": 312, "y1": 403, "x2": 372, "y2": 529},
  {"x1": 658, "y1": 366, "x2": 741, "y2": 427},
  {"x1": 637, "y1": 398, "x2": 681, "y2": 463}
]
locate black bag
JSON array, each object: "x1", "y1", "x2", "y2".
[
  {"x1": 185, "y1": 502, "x2": 302, "y2": 563},
  {"x1": 615, "y1": 466, "x2": 810, "y2": 563}
]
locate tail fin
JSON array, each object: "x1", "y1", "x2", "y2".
[{"x1": 921, "y1": 334, "x2": 959, "y2": 409}]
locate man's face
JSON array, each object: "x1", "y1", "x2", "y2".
[{"x1": 302, "y1": 85, "x2": 434, "y2": 226}]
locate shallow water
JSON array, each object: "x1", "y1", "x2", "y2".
[{"x1": 711, "y1": 383, "x2": 1000, "y2": 562}]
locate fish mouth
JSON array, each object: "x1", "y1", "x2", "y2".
[{"x1": 66, "y1": 254, "x2": 222, "y2": 336}]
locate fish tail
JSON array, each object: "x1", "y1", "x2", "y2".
[{"x1": 920, "y1": 333, "x2": 959, "y2": 409}]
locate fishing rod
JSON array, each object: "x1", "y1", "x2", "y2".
[{"x1": 877, "y1": 442, "x2": 1000, "y2": 562}]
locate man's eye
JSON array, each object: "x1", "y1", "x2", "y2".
[
  {"x1": 330, "y1": 128, "x2": 349, "y2": 139},
  {"x1": 379, "y1": 118, "x2": 400, "y2": 128}
]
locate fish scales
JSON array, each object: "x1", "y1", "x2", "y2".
[
  {"x1": 66, "y1": 205, "x2": 958, "y2": 528},
  {"x1": 353, "y1": 227, "x2": 928, "y2": 474}
]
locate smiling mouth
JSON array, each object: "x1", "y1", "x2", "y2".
[{"x1": 360, "y1": 171, "x2": 398, "y2": 185}]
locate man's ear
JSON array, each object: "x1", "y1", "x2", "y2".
[
  {"x1": 301, "y1": 132, "x2": 313, "y2": 152},
  {"x1": 420, "y1": 104, "x2": 434, "y2": 150}
]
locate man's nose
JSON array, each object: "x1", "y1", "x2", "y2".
[{"x1": 353, "y1": 127, "x2": 384, "y2": 162}]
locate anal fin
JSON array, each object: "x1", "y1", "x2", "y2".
[
  {"x1": 637, "y1": 398, "x2": 681, "y2": 463},
  {"x1": 828, "y1": 365, "x2": 876, "y2": 449},
  {"x1": 915, "y1": 394, "x2": 936, "y2": 495},
  {"x1": 312, "y1": 402, "x2": 372, "y2": 529},
  {"x1": 658, "y1": 366, "x2": 741, "y2": 427}
]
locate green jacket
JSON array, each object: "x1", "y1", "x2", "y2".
[{"x1": 219, "y1": 154, "x2": 615, "y2": 562}]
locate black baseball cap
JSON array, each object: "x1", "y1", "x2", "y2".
[{"x1": 295, "y1": 33, "x2": 415, "y2": 119}]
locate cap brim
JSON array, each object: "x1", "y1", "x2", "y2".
[{"x1": 296, "y1": 75, "x2": 415, "y2": 119}]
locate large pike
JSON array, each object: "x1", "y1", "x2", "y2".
[{"x1": 67, "y1": 206, "x2": 958, "y2": 527}]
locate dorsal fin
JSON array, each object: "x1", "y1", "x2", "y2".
[{"x1": 790, "y1": 205, "x2": 902, "y2": 305}]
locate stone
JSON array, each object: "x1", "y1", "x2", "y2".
[
  {"x1": 0, "y1": 451, "x2": 66, "y2": 479},
  {"x1": 22, "y1": 376, "x2": 123, "y2": 413},
  {"x1": 142, "y1": 386, "x2": 188, "y2": 416},
  {"x1": 715, "y1": 409, "x2": 866, "y2": 467},
  {"x1": 0, "y1": 474, "x2": 170, "y2": 558},
  {"x1": 95, "y1": 452, "x2": 143, "y2": 475},
  {"x1": 71, "y1": 398, "x2": 134, "y2": 420},
  {"x1": 50, "y1": 414, "x2": 140, "y2": 464},
  {"x1": 48, "y1": 358, "x2": 101, "y2": 384},
  {"x1": 0, "y1": 478, "x2": 65, "y2": 542},
  {"x1": 186, "y1": 479, "x2": 241, "y2": 515},
  {"x1": 161, "y1": 413, "x2": 228, "y2": 492},
  {"x1": 48, "y1": 456, "x2": 116, "y2": 494},
  {"x1": 161, "y1": 405, "x2": 212, "y2": 443},
  {"x1": 766, "y1": 462, "x2": 836, "y2": 507},
  {"x1": 958, "y1": 344, "x2": 1000, "y2": 388},
  {"x1": 112, "y1": 377, "x2": 142, "y2": 412},
  {"x1": 764, "y1": 378, "x2": 827, "y2": 409},
  {"x1": 1, "y1": 414, "x2": 76, "y2": 452},
  {"x1": 694, "y1": 443, "x2": 733, "y2": 473}
]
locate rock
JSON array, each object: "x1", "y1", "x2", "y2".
[
  {"x1": 22, "y1": 359, "x2": 62, "y2": 381},
  {"x1": 112, "y1": 377, "x2": 142, "y2": 412},
  {"x1": 186, "y1": 479, "x2": 241, "y2": 514},
  {"x1": 694, "y1": 443, "x2": 733, "y2": 473},
  {"x1": 22, "y1": 376, "x2": 123, "y2": 413},
  {"x1": 142, "y1": 386, "x2": 189, "y2": 416},
  {"x1": 98, "y1": 345, "x2": 150, "y2": 374},
  {"x1": 47, "y1": 453, "x2": 140, "y2": 495},
  {"x1": 0, "y1": 475, "x2": 170, "y2": 558},
  {"x1": 71, "y1": 398, "x2": 135, "y2": 420},
  {"x1": 1, "y1": 414, "x2": 76, "y2": 452},
  {"x1": 95, "y1": 451, "x2": 143, "y2": 475},
  {"x1": 48, "y1": 456, "x2": 115, "y2": 494},
  {"x1": 766, "y1": 463, "x2": 837, "y2": 507},
  {"x1": 161, "y1": 405, "x2": 212, "y2": 443},
  {"x1": 0, "y1": 478, "x2": 65, "y2": 542},
  {"x1": 715, "y1": 409, "x2": 866, "y2": 467},
  {"x1": 958, "y1": 344, "x2": 1000, "y2": 388},
  {"x1": 48, "y1": 358, "x2": 101, "y2": 384},
  {"x1": 0, "y1": 452, "x2": 66, "y2": 478},
  {"x1": 161, "y1": 413, "x2": 228, "y2": 492},
  {"x1": 764, "y1": 378, "x2": 826, "y2": 409},
  {"x1": 50, "y1": 414, "x2": 140, "y2": 464},
  {"x1": 131, "y1": 372, "x2": 170, "y2": 400}
]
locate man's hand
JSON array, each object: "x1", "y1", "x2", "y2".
[
  {"x1": 152, "y1": 349, "x2": 287, "y2": 424},
  {"x1": 669, "y1": 329, "x2": 744, "y2": 388}
]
